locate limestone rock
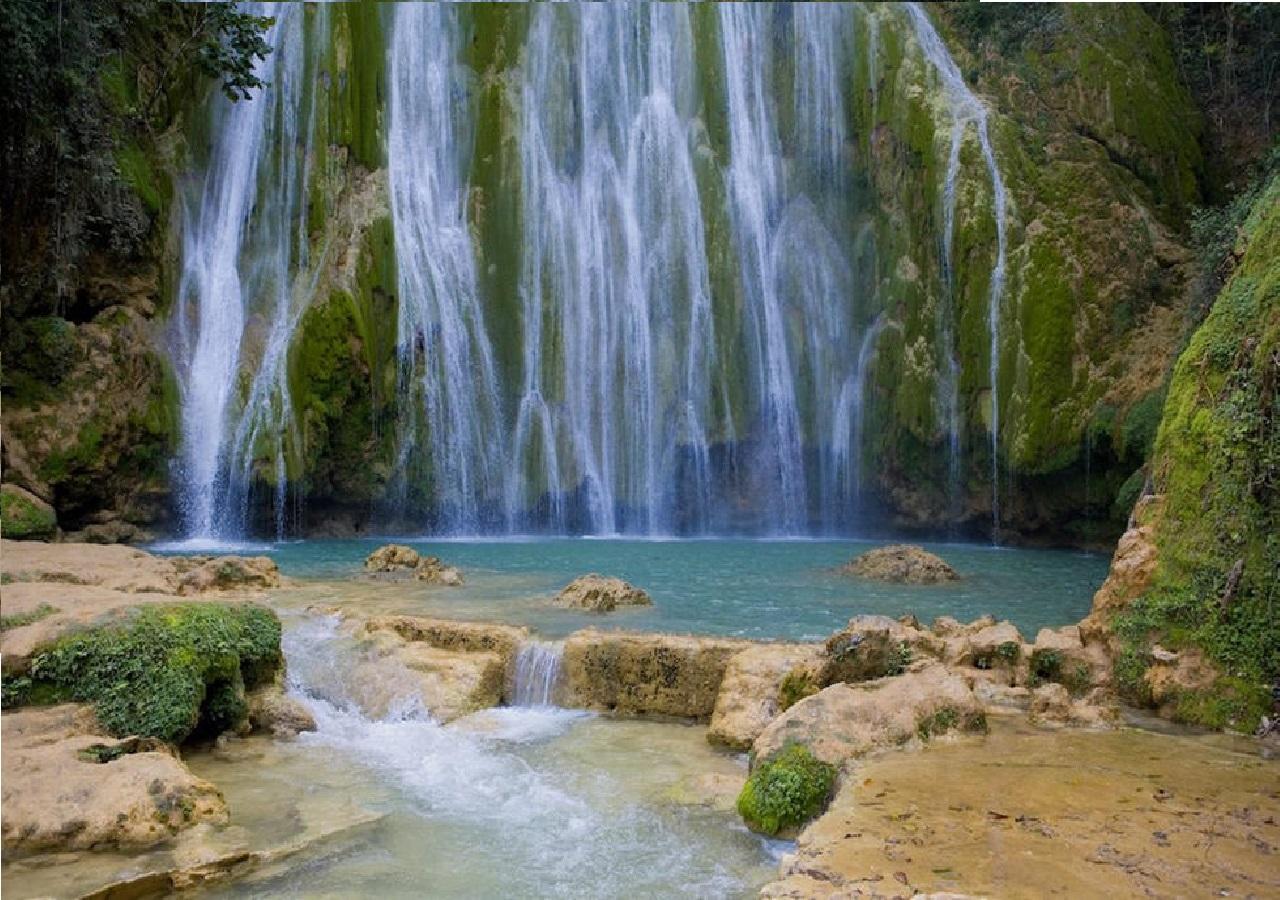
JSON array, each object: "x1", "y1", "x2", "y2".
[
  {"x1": 752, "y1": 666, "x2": 985, "y2": 767},
  {"x1": 554, "y1": 574, "x2": 651, "y2": 612},
  {"x1": 362, "y1": 544, "x2": 463, "y2": 585},
  {"x1": 1030, "y1": 625, "x2": 1109, "y2": 691},
  {"x1": 1028, "y1": 683, "x2": 1119, "y2": 729},
  {"x1": 840, "y1": 544, "x2": 959, "y2": 584},
  {"x1": 1082, "y1": 495, "x2": 1162, "y2": 628},
  {"x1": 1, "y1": 537, "x2": 177, "y2": 593},
  {"x1": 245, "y1": 683, "x2": 317, "y2": 738},
  {"x1": 708, "y1": 643, "x2": 824, "y2": 750},
  {"x1": 0, "y1": 484, "x2": 57, "y2": 540},
  {"x1": 821, "y1": 614, "x2": 943, "y2": 684},
  {"x1": 561, "y1": 629, "x2": 750, "y2": 718},
  {"x1": 946, "y1": 620, "x2": 1026, "y2": 671},
  {"x1": 1, "y1": 704, "x2": 228, "y2": 855},
  {"x1": 349, "y1": 615, "x2": 527, "y2": 720},
  {"x1": 364, "y1": 543, "x2": 422, "y2": 571},
  {"x1": 175, "y1": 556, "x2": 281, "y2": 594}
]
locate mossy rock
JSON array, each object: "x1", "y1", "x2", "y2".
[
  {"x1": 737, "y1": 743, "x2": 837, "y2": 838},
  {"x1": 1, "y1": 485, "x2": 57, "y2": 540},
  {"x1": 23, "y1": 603, "x2": 283, "y2": 744}
]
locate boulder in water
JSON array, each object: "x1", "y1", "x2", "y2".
[
  {"x1": 840, "y1": 544, "x2": 959, "y2": 584},
  {"x1": 553, "y1": 574, "x2": 651, "y2": 611},
  {"x1": 363, "y1": 544, "x2": 463, "y2": 586}
]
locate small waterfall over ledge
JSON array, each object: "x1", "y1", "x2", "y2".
[{"x1": 512, "y1": 641, "x2": 565, "y2": 708}]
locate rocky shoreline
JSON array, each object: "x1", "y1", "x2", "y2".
[{"x1": 2, "y1": 540, "x2": 1276, "y2": 898}]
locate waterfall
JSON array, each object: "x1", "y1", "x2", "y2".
[
  {"x1": 169, "y1": 3, "x2": 1012, "y2": 541},
  {"x1": 171, "y1": 4, "x2": 309, "y2": 542},
  {"x1": 512, "y1": 641, "x2": 565, "y2": 708},
  {"x1": 389, "y1": 3, "x2": 506, "y2": 533},
  {"x1": 513, "y1": 4, "x2": 715, "y2": 535},
  {"x1": 904, "y1": 3, "x2": 1010, "y2": 535}
]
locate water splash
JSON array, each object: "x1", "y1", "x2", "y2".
[{"x1": 904, "y1": 2, "x2": 1009, "y2": 537}]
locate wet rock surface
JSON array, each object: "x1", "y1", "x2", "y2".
[{"x1": 760, "y1": 720, "x2": 1280, "y2": 899}]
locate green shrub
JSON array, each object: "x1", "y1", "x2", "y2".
[
  {"x1": 737, "y1": 743, "x2": 837, "y2": 837},
  {"x1": 0, "y1": 489, "x2": 57, "y2": 540},
  {"x1": 26, "y1": 602, "x2": 281, "y2": 743}
]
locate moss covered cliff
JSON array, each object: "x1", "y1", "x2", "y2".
[{"x1": 1088, "y1": 170, "x2": 1278, "y2": 732}]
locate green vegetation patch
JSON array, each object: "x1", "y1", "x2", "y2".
[
  {"x1": 0, "y1": 603, "x2": 58, "y2": 631},
  {"x1": 737, "y1": 743, "x2": 838, "y2": 837},
  {"x1": 25, "y1": 603, "x2": 282, "y2": 744},
  {"x1": 0, "y1": 489, "x2": 57, "y2": 540},
  {"x1": 916, "y1": 706, "x2": 988, "y2": 741}
]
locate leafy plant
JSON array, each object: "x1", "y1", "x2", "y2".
[
  {"x1": 737, "y1": 744, "x2": 837, "y2": 837},
  {"x1": 26, "y1": 603, "x2": 281, "y2": 743}
]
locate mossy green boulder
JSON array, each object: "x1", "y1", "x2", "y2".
[
  {"x1": 0, "y1": 484, "x2": 57, "y2": 540},
  {"x1": 20, "y1": 602, "x2": 283, "y2": 744},
  {"x1": 737, "y1": 743, "x2": 837, "y2": 837}
]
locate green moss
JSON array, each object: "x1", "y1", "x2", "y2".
[
  {"x1": 0, "y1": 490, "x2": 57, "y2": 540},
  {"x1": 24, "y1": 603, "x2": 282, "y2": 744},
  {"x1": 778, "y1": 668, "x2": 820, "y2": 712},
  {"x1": 115, "y1": 141, "x2": 165, "y2": 214},
  {"x1": 0, "y1": 603, "x2": 57, "y2": 631},
  {"x1": 737, "y1": 743, "x2": 837, "y2": 837},
  {"x1": 1106, "y1": 173, "x2": 1279, "y2": 732}
]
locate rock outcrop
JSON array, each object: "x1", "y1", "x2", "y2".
[
  {"x1": 174, "y1": 555, "x2": 282, "y2": 594},
  {"x1": 820, "y1": 615, "x2": 942, "y2": 684},
  {"x1": 2, "y1": 705, "x2": 229, "y2": 855},
  {"x1": 561, "y1": 629, "x2": 750, "y2": 718},
  {"x1": 553, "y1": 574, "x2": 651, "y2": 612},
  {"x1": 708, "y1": 643, "x2": 824, "y2": 750},
  {"x1": 752, "y1": 667, "x2": 986, "y2": 768},
  {"x1": 343, "y1": 615, "x2": 530, "y2": 721},
  {"x1": 840, "y1": 545, "x2": 959, "y2": 584},
  {"x1": 363, "y1": 544, "x2": 463, "y2": 585}
]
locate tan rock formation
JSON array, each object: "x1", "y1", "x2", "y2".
[
  {"x1": 708, "y1": 643, "x2": 824, "y2": 750},
  {"x1": 1081, "y1": 494, "x2": 1162, "y2": 632},
  {"x1": 752, "y1": 666, "x2": 985, "y2": 767},
  {"x1": 553, "y1": 574, "x2": 651, "y2": 611},
  {"x1": 820, "y1": 614, "x2": 943, "y2": 684},
  {"x1": 174, "y1": 555, "x2": 281, "y2": 594},
  {"x1": 1027, "y1": 683, "x2": 1118, "y2": 729},
  {"x1": 362, "y1": 544, "x2": 463, "y2": 585},
  {"x1": 840, "y1": 544, "x2": 959, "y2": 584},
  {"x1": 245, "y1": 683, "x2": 317, "y2": 738},
  {"x1": 561, "y1": 629, "x2": 750, "y2": 718},
  {"x1": 1, "y1": 705, "x2": 228, "y2": 855}
]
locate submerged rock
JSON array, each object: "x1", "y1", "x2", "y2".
[
  {"x1": 1, "y1": 704, "x2": 228, "y2": 856},
  {"x1": 362, "y1": 544, "x2": 463, "y2": 585},
  {"x1": 840, "y1": 544, "x2": 959, "y2": 584},
  {"x1": 752, "y1": 666, "x2": 985, "y2": 767},
  {"x1": 553, "y1": 574, "x2": 651, "y2": 612},
  {"x1": 245, "y1": 682, "x2": 317, "y2": 738}
]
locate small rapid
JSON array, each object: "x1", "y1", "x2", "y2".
[{"x1": 274, "y1": 614, "x2": 770, "y2": 898}]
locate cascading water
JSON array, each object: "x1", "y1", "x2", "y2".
[
  {"x1": 171, "y1": 3, "x2": 1010, "y2": 541},
  {"x1": 904, "y1": 2, "x2": 1010, "y2": 535},
  {"x1": 171, "y1": 4, "x2": 314, "y2": 543},
  {"x1": 389, "y1": 3, "x2": 507, "y2": 533},
  {"x1": 512, "y1": 640, "x2": 565, "y2": 708}
]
